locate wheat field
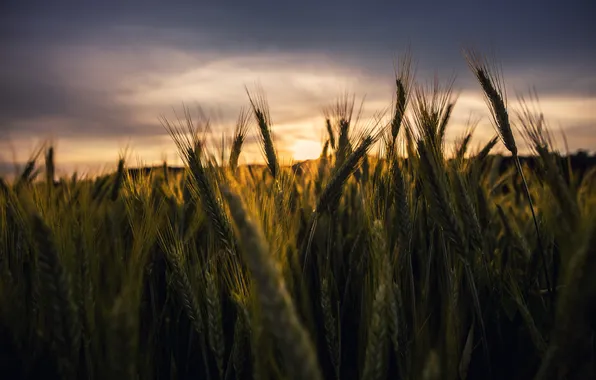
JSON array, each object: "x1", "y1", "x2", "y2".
[{"x1": 1, "y1": 52, "x2": 595, "y2": 380}]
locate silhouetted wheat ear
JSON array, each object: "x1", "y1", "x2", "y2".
[
  {"x1": 206, "y1": 267, "x2": 225, "y2": 378},
  {"x1": 392, "y1": 78, "x2": 407, "y2": 140},
  {"x1": 466, "y1": 50, "x2": 553, "y2": 300},
  {"x1": 453, "y1": 174, "x2": 482, "y2": 253},
  {"x1": 336, "y1": 119, "x2": 352, "y2": 166},
  {"x1": 362, "y1": 280, "x2": 389, "y2": 380},
  {"x1": 476, "y1": 136, "x2": 499, "y2": 162},
  {"x1": 229, "y1": 107, "x2": 250, "y2": 173},
  {"x1": 0, "y1": 177, "x2": 9, "y2": 197},
  {"x1": 387, "y1": 281, "x2": 401, "y2": 362},
  {"x1": 391, "y1": 51, "x2": 412, "y2": 144},
  {"x1": 326, "y1": 118, "x2": 336, "y2": 150},
  {"x1": 110, "y1": 158, "x2": 125, "y2": 201},
  {"x1": 438, "y1": 102, "x2": 454, "y2": 145},
  {"x1": 362, "y1": 222, "x2": 391, "y2": 380},
  {"x1": 229, "y1": 308, "x2": 248, "y2": 380},
  {"x1": 417, "y1": 141, "x2": 464, "y2": 250},
  {"x1": 247, "y1": 90, "x2": 279, "y2": 179},
  {"x1": 162, "y1": 160, "x2": 169, "y2": 183},
  {"x1": 454, "y1": 132, "x2": 473, "y2": 163},
  {"x1": 390, "y1": 158, "x2": 411, "y2": 243},
  {"x1": 45, "y1": 146, "x2": 55, "y2": 186},
  {"x1": 16, "y1": 160, "x2": 35, "y2": 189},
  {"x1": 321, "y1": 139, "x2": 330, "y2": 160},
  {"x1": 516, "y1": 101, "x2": 580, "y2": 227},
  {"x1": 465, "y1": 52, "x2": 517, "y2": 155},
  {"x1": 221, "y1": 186, "x2": 323, "y2": 380},
  {"x1": 31, "y1": 213, "x2": 81, "y2": 378},
  {"x1": 163, "y1": 112, "x2": 238, "y2": 254},
  {"x1": 166, "y1": 248, "x2": 203, "y2": 334},
  {"x1": 320, "y1": 276, "x2": 340, "y2": 379},
  {"x1": 317, "y1": 135, "x2": 374, "y2": 213},
  {"x1": 478, "y1": 70, "x2": 516, "y2": 154},
  {"x1": 188, "y1": 148, "x2": 237, "y2": 252}
]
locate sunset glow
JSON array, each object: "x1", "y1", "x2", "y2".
[
  {"x1": 289, "y1": 139, "x2": 323, "y2": 162},
  {"x1": 1, "y1": 1, "x2": 595, "y2": 174}
]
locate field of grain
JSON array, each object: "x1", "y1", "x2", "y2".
[{"x1": 1, "y1": 53, "x2": 595, "y2": 380}]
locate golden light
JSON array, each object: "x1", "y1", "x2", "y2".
[{"x1": 289, "y1": 139, "x2": 322, "y2": 161}]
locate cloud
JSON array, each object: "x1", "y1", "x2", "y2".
[
  {"x1": 1, "y1": 0, "x2": 594, "y2": 172},
  {"x1": 4, "y1": 1, "x2": 596, "y2": 67}
]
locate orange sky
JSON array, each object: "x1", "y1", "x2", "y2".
[
  {"x1": 2, "y1": 1, "x2": 596, "y2": 176},
  {"x1": 2, "y1": 49, "x2": 594, "y2": 177}
]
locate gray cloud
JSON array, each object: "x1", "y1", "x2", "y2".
[
  {"x1": 4, "y1": 1, "x2": 595, "y2": 67},
  {"x1": 0, "y1": 0, "x2": 594, "y2": 170},
  {"x1": 0, "y1": 79, "x2": 160, "y2": 138}
]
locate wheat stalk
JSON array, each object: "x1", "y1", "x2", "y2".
[
  {"x1": 320, "y1": 276, "x2": 341, "y2": 379},
  {"x1": 206, "y1": 266, "x2": 225, "y2": 379},
  {"x1": 247, "y1": 88, "x2": 279, "y2": 180},
  {"x1": 229, "y1": 107, "x2": 251, "y2": 173},
  {"x1": 465, "y1": 50, "x2": 553, "y2": 299},
  {"x1": 221, "y1": 186, "x2": 323, "y2": 380},
  {"x1": 31, "y1": 213, "x2": 81, "y2": 379}
]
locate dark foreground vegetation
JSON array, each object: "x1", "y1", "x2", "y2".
[{"x1": 1, "y1": 51, "x2": 595, "y2": 379}]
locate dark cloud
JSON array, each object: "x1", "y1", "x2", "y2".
[
  {"x1": 0, "y1": 0, "x2": 594, "y2": 166},
  {"x1": 0, "y1": 74, "x2": 160, "y2": 138},
  {"x1": 4, "y1": 1, "x2": 595, "y2": 65}
]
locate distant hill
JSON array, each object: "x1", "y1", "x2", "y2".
[{"x1": 124, "y1": 151, "x2": 596, "y2": 180}]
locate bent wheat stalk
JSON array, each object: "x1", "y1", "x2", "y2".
[{"x1": 221, "y1": 186, "x2": 323, "y2": 380}]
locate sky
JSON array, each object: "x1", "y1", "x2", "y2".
[{"x1": 1, "y1": 0, "x2": 595, "y2": 176}]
